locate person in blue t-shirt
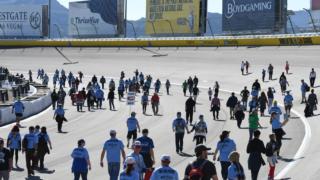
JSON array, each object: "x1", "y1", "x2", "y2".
[
  {"x1": 172, "y1": 112, "x2": 189, "y2": 154},
  {"x1": 227, "y1": 151, "x2": 245, "y2": 180},
  {"x1": 100, "y1": 130, "x2": 126, "y2": 180},
  {"x1": 150, "y1": 155, "x2": 179, "y2": 180},
  {"x1": 127, "y1": 141, "x2": 146, "y2": 180},
  {"x1": 270, "y1": 112, "x2": 288, "y2": 157},
  {"x1": 53, "y1": 104, "x2": 67, "y2": 133},
  {"x1": 284, "y1": 91, "x2": 294, "y2": 117},
  {"x1": 126, "y1": 112, "x2": 141, "y2": 148},
  {"x1": 7, "y1": 125, "x2": 21, "y2": 167},
  {"x1": 137, "y1": 129, "x2": 155, "y2": 169},
  {"x1": 22, "y1": 126, "x2": 38, "y2": 177},
  {"x1": 11, "y1": 97, "x2": 25, "y2": 127},
  {"x1": 213, "y1": 131, "x2": 237, "y2": 180},
  {"x1": 269, "y1": 101, "x2": 282, "y2": 119},
  {"x1": 120, "y1": 157, "x2": 140, "y2": 180},
  {"x1": 71, "y1": 139, "x2": 91, "y2": 180}
]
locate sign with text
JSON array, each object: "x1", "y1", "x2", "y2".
[
  {"x1": 146, "y1": 0, "x2": 207, "y2": 36},
  {"x1": 127, "y1": 92, "x2": 136, "y2": 105},
  {"x1": 0, "y1": 5, "x2": 44, "y2": 37},
  {"x1": 69, "y1": 0, "x2": 125, "y2": 37},
  {"x1": 222, "y1": 0, "x2": 277, "y2": 31}
]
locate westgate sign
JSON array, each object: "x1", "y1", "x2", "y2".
[{"x1": 0, "y1": 6, "x2": 43, "y2": 37}]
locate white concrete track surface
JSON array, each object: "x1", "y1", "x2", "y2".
[{"x1": 0, "y1": 46, "x2": 319, "y2": 180}]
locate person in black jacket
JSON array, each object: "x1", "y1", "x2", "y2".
[
  {"x1": 226, "y1": 92, "x2": 238, "y2": 119},
  {"x1": 266, "y1": 134, "x2": 278, "y2": 180},
  {"x1": 246, "y1": 130, "x2": 266, "y2": 180},
  {"x1": 185, "y1": 97, "x2": 196, "y2": 125},
  {"x1": 51, "y1": 89, "x2": 58, "y2": 110},
  {"x1": 100, "y1": 76, "x2": 106, "y2": 89},
  {"x1": 107, "y1": 90, "x2": 115, "y2": 111}
]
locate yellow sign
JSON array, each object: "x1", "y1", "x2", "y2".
[{"x1": 146, "y1": 0, "x2": 201, "y2": 35}]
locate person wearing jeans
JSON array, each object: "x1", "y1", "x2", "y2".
[
  {"x1": 100, "y1": 130, "x2": 126, "y2": 180},
  {"x1": 172, "y1": 112, "x2": 189, "y2": 154}
]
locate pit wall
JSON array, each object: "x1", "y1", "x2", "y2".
[{"x1": 0, "y1": 36, "x2": 319, "y2": 47}]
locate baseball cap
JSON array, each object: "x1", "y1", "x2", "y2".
[
  {"x1": 125, "y1": 157, "x2": 136, "y2": 165},
  {"x1": 133, "y1": 141, "x2": 141, "y2": 147},
  {"x1": 160, "y1": 154, "x2": 171, "y2": 162},
  {"x1": 194, "y1": 144, "x2": 211, "y2": 154}
]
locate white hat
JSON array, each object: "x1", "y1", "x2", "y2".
[
  {"x1": 133, "y1": 141, "x2": 141, "y2": 147},
  {"x1": 125, "y1": 157, "x2": 136, "y2": 165},
  {"x1": 160, "y1": 154, "x2": 171, "y2": 162}
]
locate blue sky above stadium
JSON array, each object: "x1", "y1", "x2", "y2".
[{"x1": 58, "y1": 0, "x2": 309, "y2": 20}]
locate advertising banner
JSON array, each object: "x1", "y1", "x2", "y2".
[
  {"x1": 127, "y1": 92, "x2": 135, "y2": 105},
  {"x1": 69, "y1": 0, "x2": 123, "y2": 37},
  {"x1": 222, "y1": 0, "x2": 277, "y2": 31},
  {"x1": 311, "y1": 0, "x2": 320, "y2": 10},
  {"x1": 145, "y1": 0, "x2": 205, "y2": 35},
  {"x1": 0, "y1": 5, "x2": 43, "y2": 37}
]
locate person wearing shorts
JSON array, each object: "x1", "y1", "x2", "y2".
[
  {"x1": 126, "y1": 112, "x2": 140, "y2": 148},
  {"x1": 12, "y1": 98, "x2": 25, "y2": 127}
]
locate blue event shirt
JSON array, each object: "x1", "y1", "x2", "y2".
[
  {"x1": 228, "y1": 163, "x2": 244, "y2": 180},
  {"x1": 38, "y1": 133, "x2": 50, "y2": 142},
  {"x1": 269, "y1": 106, "x2": 282, "y2": 115},
  {"x1": 55, "y1": 108, "x2": 65, "y2": 116},
  {"x1": 119, "y1": 170, "x2": 140, "y2": 180},
  {"x1": 127, "y1": 117, "x2": 138, "y2": 131},
  {"x1": 272, "y1": 117, "x2": 282, "y2": 130},
  {"x1": 172, "y1": 118, "x2": 187, "y2": 134},
  {"x1": 71, "y1": 147, "x2": 89, "y2": 173},
  {"x1": 137, "y1": 136, "x2": 154, "y2": 155},
  {"x1": 24, "y1": 133, "x2": 38, "y2": 149},
  {"x1": 7, "y1": 132, "x2": 21, "y2": 150},
  {"x1": 216, "y1": 138, "x2": 236, "y2": 162},
  {"x1": 103, "y1": 138, "x2": 124, "y2": 163},
  {"x1": 12, "y1": 101, "x2": 24, "y2": 114},
  {"x1": 95, "y1": 89, "x2": 104, "y2": 99},
  {"x1": 150, "y1": 166, "x2": 179, "y2": 180},
  {"x1": 284, "y1": 94, "x2": 293, "y2": 105}
]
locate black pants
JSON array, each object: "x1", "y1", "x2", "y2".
[
  {"x1": 186, "y1": 111, "x2": 193, "y2": 124},
  {"x1": 194, "y1": 136, "x2": 205, "y2": 145},
  {"x1": 269, "y1": 72, "x2": 273, "y2": 80},
  {"x1": 212, "y1": 109, "x2": 219, "y2": 120},
  {"x1": 175, "y1": 133, "x2": 184, "y2": 153},
  {"x1": 57, "y1": 120, "x2": 63, "y2": 132},
  {"x1": 109, "y1": 99, "x2": 115, "y2": 110},
  {"x1": 220, "y1": 161, "x2": 231, "y2": 180},
  {"x1": 273, "y1": 128, "x2": 283, "y2": 155},
  {"x1": 236, "y1": 118, "x2": 243, "y2": 128},
  {"x1": 141, "y1": 153, "x2": 153, "y2": 168},
  {"x1": 10, "y1": 149, "x2": 19, "y2": 164},
  {"x1": 142, "y1": 103, "x2": 147, "y2": 113},
  {"x1": 26, "y1": 149, "x2": 35, "y2": 175},
  {"x1": 310, "y1": 77, "x2": 316, "y2": 87},
  {"x1": 152, "y1": 103, "x2": 159, "y2": 115},
  {"x1": 38, "y1": 152, "x2": 46, "y2": 169},
  {"x1": 166, "y1": 87, "x2": 169, "y2": 95},
  {"x1": 77, "y1": 103, "x2": 83, "y2": 112},
  {"x1": 251, "y1": 170, "x2": 260, "y2": 180}
]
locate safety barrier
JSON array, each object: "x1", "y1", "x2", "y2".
[{"x1": 0, "y1": 34, "x2": 319, "y2": 47}]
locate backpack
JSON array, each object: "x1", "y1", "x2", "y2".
[
  {"x1": 188, "y1": 160, "x2": 208, "y2": 180},
  {"x1": 305, "y1": 84, "x2": 310, "y2": 92}
]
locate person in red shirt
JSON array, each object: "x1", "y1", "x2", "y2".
[{"x1": 151, "y1": 93, "x2": 160, "y2": 115}]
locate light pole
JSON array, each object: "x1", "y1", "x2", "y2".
[
  {"x1": 164, "y1": 19, "x2": 174, "y2": 36},
  {"x1": 126, "y1": 20, "x2": 137, "y2": 38},
  {"x1": 147, "y1": 20, "x2": 157, "y2": 36},
  {"x1": 48, "y1": 0, "x2": 51, "y2": 38},
  {"x1": 90, "y1": 22, "x2": 98, "y2": 37},
  {"x1": 0, "y1": 26, "x2": 5, "y2": 38},
  {"x1": 206, "y1": 18, "x2": 214, "y2": 36},
  {"x1": 303, "y1": 8, "x2": 318, "y2": 33},
  {"x1": 53, "y1": 24, "x2": 62, "y2": 38},
  {"x1": 71, "y1": 22, "x2": 80, "y2": 38}
]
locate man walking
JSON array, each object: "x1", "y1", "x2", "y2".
[
  {"x1": 100, "y1": 130, "x2": 126, "y2": 180},
  {"x1": 172, "y1": 112, "x2": 189, "y2": 154},
  {"x1": 0, "y1": 138, "x2": 12, "y2": 180},
  {"x1": 185, "y1": 97, "x2": 196, "y2": 125},
  {"x1": 12, "y1": 97, "x2": 25, "y2": 127},
  {"x1": 310, "y1": 68, "x2": 316, "y2": 87},
  {"x1": 150, "y1": 155, "x2": 178, "y2": 180},
  {"x1": 126, "y1": 112, "x2": 141, "y2": 148},
  {"x1": 226, "y1": 92, "x2": 238, "y2": 119},
  {"x1": 137, "y1": 129, "x2": 155, "y2": 171},
  {"x1": 22, "y1": 126, "x2": 38, "y2": 177}
]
